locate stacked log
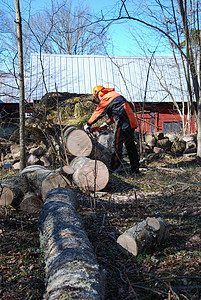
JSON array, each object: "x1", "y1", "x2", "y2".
[
  {"x1": 39, "y1": 188, "x2": 104, "y2": 299},
  {"x1": 0, "y1": 165, "x2": 69, "y2": 212},
  {"x1": 20, "y1": 192, "x2": 43, "y2": 214},
  {"x1": 70, "y1": 156, "x2": 109, "y2": 191},
  {"x1": 117, "y1": 217, "x2": 169, "y2": 256}
]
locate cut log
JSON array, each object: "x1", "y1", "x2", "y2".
[
  {"x1": 0, "y1": 165, "x2": 70, "y2": 208},
  {"x1": 20, "y1": 192, "x2": 43, "y2": 214},
  {"x1": 63, "y1": 125, "x2": 93, "y2": 157},
  {"x1": 117, "y1": 217, "x2": 169, "y2": 256},
  {"x1": 20, "y1": 165, "x2": 69, "y2": 200},
  {"x1": 0, "y1": 174, "x2": 29, "y2": 208},
  {"x1": 55, "y1": 165, "x2": 74, "y2": 175},
  {"x1": 90, "y1": 139, "x2": 112, "y2": 166},
  {"x1": 70, "y1": 156, "x2": 109, "y2": 191},
  {"x1": 39, "y1": 188, "x2": 104, "y2": 299}
]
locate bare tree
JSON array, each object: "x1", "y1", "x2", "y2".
[
  {"x1": 23, "y1": 0, "x2": 109, "y2": 59},
  {"x1": 15, "y1": 0, "x2": 26, "y2": 170},
  {"x1": 99, "y1": 0, "x2": 201, "y2": 158}
]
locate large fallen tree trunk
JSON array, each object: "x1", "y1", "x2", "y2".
[
  {"x1": 63, "y1": 126, "x2": 112, "y2": 165},
  {"x1": 70, "y1": 156, "x2": 109, "y2": 191},
  {"x1": 39, "y1": 188, "x2": 104, "y2": 299},
  {"x1": 117, "y1": 217, "x2": 169, "y2": 256},
  {"x1": 63, "y1": 125, "x2": 93, "y2": 157}
]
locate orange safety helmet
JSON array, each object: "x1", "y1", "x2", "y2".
[{"x1": 92, "y1": 85, "x2": 104, "y2": 98}]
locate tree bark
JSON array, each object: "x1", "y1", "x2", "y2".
[
  {"x1": 70, "y1": 156, "x2": 109, "y2": 191},
  {"x1": 197, "y1": 102, "x2": 201, "y2": 158},
  {"x1": 15, "y1": 0, "x2": 26, "y2": 170},
  {"x1": 38, "y1": 188, "x2": 104, "y2": 299},
  {"x1": 63, "y1": 125, "x2": 93, "y2": 157},
  {"x1": 117, "y1": 217, "x2": 169, "y2": 256},
  {"x1": 90, "y1": 133, "x2": 113, "y2": 166}
]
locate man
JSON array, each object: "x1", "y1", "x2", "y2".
[{"x1": 84, "y1": 85, "x2": 140, "y2": 174}]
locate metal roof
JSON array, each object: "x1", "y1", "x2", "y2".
[{"x1": 29, "y1": 54, "x2": 190, "y2": 102}]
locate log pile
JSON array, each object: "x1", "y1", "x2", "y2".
[
  {"x1": 39, "y1": 188, "x2": 105, "y2": 299},
  {"x1": 0, "y1": 157, "x2": 109, "y2": 212},
  {"x1": 117, "y1": 217, "x2": 169, "y2": 256},
  {"x1": 0, "y1": 165, "x2": 70, "y2": 212},
  {"x1": 143, "y1": 132, "x2": 197, "y2": 155}
]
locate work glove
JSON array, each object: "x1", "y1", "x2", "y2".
[{"x1": 84, "y1": 124, "x2": 91, "y2": 132}]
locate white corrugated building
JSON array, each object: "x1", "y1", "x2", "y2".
[{"x1": 29, "y1": 53, "x2": 189, "y2": 103}]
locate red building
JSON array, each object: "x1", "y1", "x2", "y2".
[{"x1": 135, "y1": 102, "x2": 196, "y2": 135}]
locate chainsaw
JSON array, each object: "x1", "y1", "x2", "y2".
[{"x1": 89, "y1": 126, "x2": 101, "y2": 133}]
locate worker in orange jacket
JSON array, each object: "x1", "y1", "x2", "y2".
[{"x1": 84, "y1": 86, "x2": 140, "y2": 174}]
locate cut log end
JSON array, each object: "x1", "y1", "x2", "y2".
[
  {"x1": 20, "y1": 193, "x2": 43, "y2": 214},
  {"x1": 78, "y1": 160, "x2": 109, "y2": 191},
  {"x1": 147, "y1": 217, "x2": 161, "y2": 231},
  {"x1": 66, "y1": 129, "x2": 92, "y2": 157},
  {"x1": 58, "y1": 165, "x2": 74, "y2": 175},
  {"x1": 42, "y1": 174, "x2": 69, "y2": 200},
  {"x1": 117, "y1": 234, "x2": 138, "y2": 256},
  {"x1": 0, "y1": 187, "x2": 14, "y2": 206}
]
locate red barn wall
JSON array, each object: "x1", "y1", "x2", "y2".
[{"x1": 135, "y1": 102, "x2": 196, "y2": 134}]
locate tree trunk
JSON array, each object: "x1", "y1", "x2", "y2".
[
  {"x1": 38, "y1": 187, "x2": 104, "y2": 300},
  {"x1": 63, "y1": 125, "x2": 93, "y2": 157},
  {"x1": 90, "y1": 132, "x2": 113, "y2": 166},
  {"x1": 15, "y1": 0, "x2": 26, "y2": 170},
  {"x1": 70, "y1": 156, "x2": 109, "y2": 191},
  {"x1": 197, "y1": 101, "x2": 201, "y2": 158},
  {"x1": 117, "y1": 217, "x2": 169, "y2": 256}
]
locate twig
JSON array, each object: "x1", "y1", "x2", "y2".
[
  {"x1": 99, "y1": 213, "x2": 106, "y2": 233},
  {"x1": 124, "y1": 272, "x2": 139, "y2": 300},
  {"x1": 100, "y1": 258, "x2": 127, "y2": 284},
  {"x1": 128, "y1": 283, "x2": 167, "y2": 297},
  {"x1": 134, "y1": 190, "x2": 139, "y2": 220}
]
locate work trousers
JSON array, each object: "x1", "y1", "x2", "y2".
[{"x1": 110, "y1": 126, "x2": 139, "y2": 172}]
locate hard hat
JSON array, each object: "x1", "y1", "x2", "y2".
[{"x1": 93, "y1": 85, "x2": 104, "y2": 97}]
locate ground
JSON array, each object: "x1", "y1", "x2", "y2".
[{"x1": 0, "y1": 154, "x2": 201, "y2": 299}]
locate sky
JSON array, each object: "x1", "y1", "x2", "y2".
[
  {"x1": 29, "y1": 0, "x2": 138, "y2": 56},
  {"x1": 0, "y1": 0, "x2": 170, "y2": 56}
]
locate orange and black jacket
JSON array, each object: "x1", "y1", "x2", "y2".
[{"x1": 87, "y1": 88, "x2": 138, "y2": 130}]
